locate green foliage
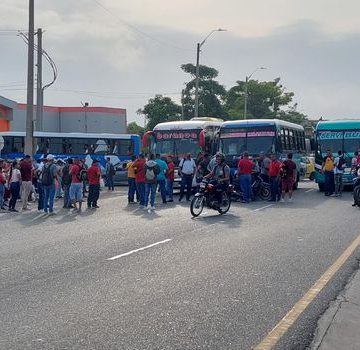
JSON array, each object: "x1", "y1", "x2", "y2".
[
  {"x1": 225, "y1": 78, "x2": 295, "y2": 120},
  {"x1": 137, "y1": 95, "x2": 182, "y2": 131},
  {"x1": 181, "y1": 63, "x2": 226, "y2": 119},
  {"x1": 127, "y1": 121, "x2": 145, "y2": 136}
]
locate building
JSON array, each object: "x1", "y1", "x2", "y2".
[{"x1": 0, "y1": 95, "x2": 127, "y2": 134}]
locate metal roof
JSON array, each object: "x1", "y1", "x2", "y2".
[
  {"x1": 154, "y1": 120, "x2": 223, "y2": 131},
  {"x1": 316, "y1": 119, "x2": 360, "y2": 130},
  {"x1": 221, "y1": 119, "x2": 304, "y2": 130}
]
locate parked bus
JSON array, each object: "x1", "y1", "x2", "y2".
[
  {"x1": 143, "y1": 117, "x2": 223, "y2": 160},
  {"x1": 0, "y1": 131, "x2": 141, "y2": 167},
  {"x1": 219, "y1": 119, "x2": 306, "y2": 186},
  {"x1": 314, "y1": 120, "x2": 360, "y2": 191}
]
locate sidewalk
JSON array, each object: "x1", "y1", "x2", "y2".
[{"x1": 311, "y1": 268, "x2": 360, "y2": 350}]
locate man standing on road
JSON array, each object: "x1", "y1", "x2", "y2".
[
  {"x1": 62, "y1": 158, "x2": 73, "y2": 209},
  {"x1": 127, "y1": 155, "x2": 137, "y2": 204},
  {"x1": 133, "y1": 154, "x2": 146, "y2": 208},
  {"x1": 155, "y1": 154, "x2": 168, "y2": 204},
  {"x1": 166, "y1": 155, "x2": 175, "y2": 202},
  {"x1": 20, "y1": 155, "x2": 33, "y2": 211},
  {"x1": 87, "y1": 159, "x2": 101, "y2": 209},
  {"x1": 179, "y1": 153, "x2": 196, "y2": 202},
  {"x1": 334, "y1": 150, "x2": 346, "y2": 197},
  {"x1": 42, "y1": 155, "x2": 58, "y2": 215},
  {"x1": 105, "y1": 157, "x2": 115, "y2": 191},
  {"x1": 0, "y1": 158, "x2": 6, "y2": 210},
  {"x1": 70, "y1": 158, "x2": 84, "y2": 213},
  {"x1": 237, "y1": 151, "x2": 254, "y2": 203},
  {"x1": 280, "y1": 153, "x2": 297, "y2": 202},
  {"x1": 322, "y1": 149, "x2": 335, "y2": 196},
  {"x1": 144, "y1": 154, "x2": 160, "y2": 210},
  {"x1": 268, "y1": 154, "x2": 282, "y2": 202},
  {"x1": 258, "y1": 152, "x2": 271, "y2": 183}
]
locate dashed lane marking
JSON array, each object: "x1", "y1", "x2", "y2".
[
  {"x1": 253, "y1": 233, "x2": 360, "y2": 350},
  {"x1": 107, "y1": 239, "x2": 172, "y2": 261},
  {"x1": 252, "y1": 204, "x2": 274, "y2": 212}
]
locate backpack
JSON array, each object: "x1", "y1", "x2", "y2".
[
  {"x1": 77, "y1": 168, "x2": 88, "y2": 182},
  {"x1": 145, "y1": 164, "x2": 159, "y2": 181},
  {"x1": 109, "y1": 163, "x2": 116, "y2": 176},
  {"x1": 337, "y1": 156, "x2": 346, "y2": 170},
  {"x1": 62, "y1": 165, "x2": 72, "y2": 185},
  {"x1": 42, "y1": 165, "x2": 53, "y2": 186}
]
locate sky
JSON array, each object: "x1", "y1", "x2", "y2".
[{"x1": 1, "y1": 0, "x2": 360, "y2": 125}]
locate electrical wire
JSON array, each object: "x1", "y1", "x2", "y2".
[{"x1": 91, "y1": 0, "x2": 191, "y2": 51}]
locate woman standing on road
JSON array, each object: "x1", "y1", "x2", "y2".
[{"x1": 8, "y1": 161, "x2": 21, "y2": 212}]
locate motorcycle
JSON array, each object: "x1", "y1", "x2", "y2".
[
  {"x1": 190, "y1": 179, "x2": 233, "y2": 217},
  {"x1": 352, "y1": 168, "x2": 360, "y2": 206},
  {"x1": 231, "y1": 172, "x2": 271, "y2": 202}
]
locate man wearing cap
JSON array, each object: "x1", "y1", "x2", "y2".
[
  {"x1": 19, "y1": 155, "x2": 33, "y2": 210},
  {"x1": 42, "y1": 154, "x2": 58, "y2": 214},
  {"x1": 87, "y1": 159, "x2": 101, "y2": 209}
]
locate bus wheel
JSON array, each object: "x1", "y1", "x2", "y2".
[{"x1": 318, "y1": 183, "x2": 325, "y2": 192}]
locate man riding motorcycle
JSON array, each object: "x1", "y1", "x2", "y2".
[{"x1": 203, "y1": 153, "x2": 230, "y2": 207}]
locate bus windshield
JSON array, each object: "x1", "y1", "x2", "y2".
[
  {"x1": 154, "y1": 138, "x2": 201, "y2": 158},
  {"x1": 220, "y1": 128, "x2": 275, "y2": 156},
  {"x1": 316, "y1": 131, "x2": 343, "y2": 155}
]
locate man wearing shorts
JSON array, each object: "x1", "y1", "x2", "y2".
[
  {"x1": 281, "y1": 153, "x2": 297, "y2": 202},
  {"x1": 70, "y1": 158, "x2": 84, "y2": 212}
]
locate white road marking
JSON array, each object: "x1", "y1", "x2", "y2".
[
  {"x1": 252, "y1": 204, "x2": 273, "y2": 212},
  {"x1": 107, "y1": 239, "x2": 172, "y2": 261},
  {"x1": 305, "y1": 188, "x2": 314, "y2": 193}
]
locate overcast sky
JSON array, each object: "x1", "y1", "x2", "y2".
[{"x1": 1, "y1": 0, "x2": 360, "y2": 125}]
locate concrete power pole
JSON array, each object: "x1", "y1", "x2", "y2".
[
  {"x1": 25, "y1": 0, "x2": 35, "y2": 155},
  {"x1": 36, "y1": 28, "x2": 43, "y2": 131}
]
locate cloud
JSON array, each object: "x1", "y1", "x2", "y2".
[{"x1": 1, "y1": 1, "x2": 360, "y2": 126}]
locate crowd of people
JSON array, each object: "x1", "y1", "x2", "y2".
[
  {"x1": 1, "y1": 149, "x2": 359, "y2": 214},
  {"x1": 0, "y1": 155, "x2": 101, "y2": 214}
]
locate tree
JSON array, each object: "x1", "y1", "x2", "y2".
[
  {"x1": 137, "y1": 95, "x2": 182, "y2": 131},
  {"x1": 225, "y1": 78, "x2": 294, "y2": 120},
  {"x1": 181, "y1": 63, "x2": 226, "y2": 119},
  {"x1": 127, "y1": 121, "x2": 144, "y2": 136},
  {"x1": 277, "y1": 105, "x2": 310, "y2": 127}
]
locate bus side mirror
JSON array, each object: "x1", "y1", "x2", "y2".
[
  {"x1": 199, "y1": 130, "x2": 205, "y2": 148},
  {"x1": 142, "y1": 131, "x2": 153, "y2": 148}
]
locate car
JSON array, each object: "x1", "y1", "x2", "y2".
[{"x1": 101, "y1": 161, "x2": 129, "y2": 186}]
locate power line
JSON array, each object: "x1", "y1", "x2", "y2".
[{"x1": 91, "y1": 0, "x2": 191, "y2": 51}]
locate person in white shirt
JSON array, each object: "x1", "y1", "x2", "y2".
[
  {"x1": 178, "y1": 153, "x2": 196, "y2": 201},
  {"x1": 8, "y1": 160, "x2": 21, "y2": 212},
  {"x1": 334, "y1": 150, "x2": 346, "y2": 197}
]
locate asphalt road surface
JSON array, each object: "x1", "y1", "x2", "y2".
[{"x1": 1, "y1": 181, "x2": 360, "y2": 350}]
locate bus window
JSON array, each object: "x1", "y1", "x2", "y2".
[
  {"x1": 113, "y1": 139, "x2": 134, "y2": 156},
  {"x1": 93, "y1": 139, "x2": 110, "y2": 155},
  {"x1": 2, "y1": 136, "x2": 13, "y2": 154},
  {"x1": 49, "y1": 138, "x2": 63, "y2": 154},
  {"x1": 13, "y1": 137, "x2": 24, "y2": 153}
]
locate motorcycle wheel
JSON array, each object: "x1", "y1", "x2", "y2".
[
  {"x1": 218, "y1": 192, "x2": 231, "y2": 215},
  {"x1": 190, "y1": 195, "x2": 205, "y2": 217},
  {"x1": 259, "y1": 185, "x2": 271, "y2": 201},
  {"x1": 354, "y1": 186, "x2": 360, "y2": 206}
]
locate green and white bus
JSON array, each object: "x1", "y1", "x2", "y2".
[{"x1": 314, "y1": 120, "x2": 360, "y2": 190}]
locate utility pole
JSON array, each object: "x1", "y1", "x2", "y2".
[
  {"x1": 194, "y1": 43, "x2": 201, "y2": 118},
  {"x1": 25, "y1": 0, "x2": 35, "y2": 155},
  {"x1": 244, "y1": 76, "x2": 249, "y2": 120},
  {"x1": 181, "y1": 89, "x2": 185, "y2": 120},
  {"x1": 36, "y1": 28, "x2": 43, "y2": 131}
]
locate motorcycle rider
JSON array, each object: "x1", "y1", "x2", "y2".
[{"x1": 204, "y1": 153, "x2": 230, "y2": 206}]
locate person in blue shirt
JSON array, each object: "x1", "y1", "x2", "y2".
[{"x1": 155, "y1": 154, "x2": 168, "y2": 204}]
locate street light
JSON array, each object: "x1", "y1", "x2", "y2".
[
  {"x1": 194, "y1": 28, "x2": 226, "y2": 118},
  {"x1": 244, "y1": 67, "x2": 266, "y2": 120}
]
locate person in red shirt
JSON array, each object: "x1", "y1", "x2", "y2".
[
  {"x1": 166, "y1": 156, "x2": 175, "y2": 202},
  {"x1": 69, "y1": 158, "x2": 83, "y2": 212},
  {"x1": 268, "y1": 154, "x2": 282, "y2": 201},
  {"x1": 237, "y1": 152, "x2": 254, "y2": 203},
  {"x1": 87, "y1": 159, "x2": 101, "y2": 209},
  {"x1": 133, "y1": 154, "x2": 146, "y2": 208}
]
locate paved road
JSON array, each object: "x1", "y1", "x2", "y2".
[{"x1": 1, "y1": 182, "x2": 359, "y2": 350}]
